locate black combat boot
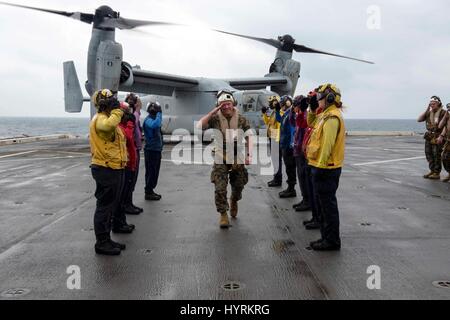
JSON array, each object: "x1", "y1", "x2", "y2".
[
  {"x1": 310, "y1": 240, "x2": 341, "y2": 251},
  {"x1": 131, "y1": 204, "x2": 144, "y2": 213},
  {"x1": 293, "y1": 202, "x2": 302, "y2": 209},
  {"x1": 295, "y1": 201, "x2": 311, "y2": 212},
  {"x1": 268, "y1": 179, "x2": 282, "y2": 187},
  {"x1": 305, "y1": 220, "x2": 320, "y2": 230},
  {"x1": 145, "y1": 191, "x2": 161, "y2": 201},
  {"x1": 95, "y1": 239, "x2": 121, "y2": 256},
  {"x1": 279, "y1": 186, "x2": 296, "y2": 198},
  {"x1": 112, "y1": 224, "x2": 134, "y2": 234},
  {"x1": 109, "y1": 239, "x2": 126, "y2": 250},
  {"x1": 124, "y1": 205, "x2": 142, "y2": 215},
  {"x1": 309, "y1": 239, "x2": 323, "y2": 247}
]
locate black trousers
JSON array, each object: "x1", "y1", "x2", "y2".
[
  {"x1": 306, "y1": 165, "x2": 319, "y2": 221},
  {"x1": 295, "y1": 154, "x2": 309, "y2": 203},
  {"x1": 144, "y1": 150, "x2": 162, "y2": 194},
  {"x1": 282, "y1": 148, "x2": 297, "y2": 188},
  {"x1": 112, "y1": 168, "x2": 135, "y2": 227},
  {"x1": 91, "y1": 166, "x2": 124, "y2": 241},
  {"x1": 311, "y1": 167, "x2": 342, "y2": 246},
  {"x1": 124, "y1": 150, "x2": 140, "y2": 207},
  {"x1": 269, "y1": 138, "x2": 283, "y2": 181}
]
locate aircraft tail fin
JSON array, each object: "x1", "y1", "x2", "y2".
[{"x1": 63, "y1": 61, "x2": 89, "y2": 113}]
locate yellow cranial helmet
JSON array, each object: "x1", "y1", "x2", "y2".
[
  {"x1": 93, "y1": 89, "x2": 114, "y2": 108},
  {"x1": 317, "y1": 84, "x2": 341, "y2": 105},
  {"x1": 268, "y1": 95, "x2": 281, "y2": 105}
]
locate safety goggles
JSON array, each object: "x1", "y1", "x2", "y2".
[
  {"x1": 217, "y1": 90, "x2": 234, "y2": 98},
  {"x1": 316, "y1": 91, "x2": 327, "y2": 101},
  {"x1": 430, "y1": 96, "x2": 441, "y2": 104}
]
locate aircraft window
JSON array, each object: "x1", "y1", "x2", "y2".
[
  {"x1": 243, "y1": 104, "x2": 255, "y2": 112},
  {"x1": 243, "y1": 96, "x2": 257, "y2": 112},
  {"x1": 165, "y1": 104, "x2": 169, "y2": 110}
]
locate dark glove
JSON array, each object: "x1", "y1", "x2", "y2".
[
  {"x1": 110, "y1": 98, "x2": 121, "y2": 110},
  {"x1": 121, "y1": 112, "x2": 132, "y2": 123},
  {"x1": 300, "y1": 98, "x2": 309, "y2": 112},
  {"x1": 261, "y1": 106, "x2": 268, "y2": 114},
  {"x1": 309, "y1": 95, "x2": 318, "y2": 111},
  {"x1": 127, "y1": 112, "x2": 136, "y2": 123}
]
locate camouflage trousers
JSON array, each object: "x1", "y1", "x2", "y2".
[
  {"x1": 443, "y1": 142, "x2": 450, "y2": 173},
  {"x1": 425, "y1": 141, "x2": 442, "y2": 173},
  {"x1": 211, "y1": 164, "x2": 249, "y2": 214}
]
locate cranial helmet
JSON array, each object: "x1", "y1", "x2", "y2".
[
  {"x1": 317, "y1": 84, "x2": 342, "y2": 105},
  {"x1": 217, "y1": 90, "x2": 237, "y2": 106},
  {"x1": 430, "y1": 96, "x2": 442, "y2": 106},
  {"x1": 125, "y1": 92, "x2": 139, "y2": 105},
  {"x1": 280, "y1": 95, "x2": 293, "y2": 106},
  {"x1": 268, "y1": 95, "x2": 281, "y2": 105},
  {"x1": 93, "y1": 89, "x2": 114, "y2": 109},
  {"x1": 293, "y1": 95, "x2": 306, "y2": 107},
  {"x1": 147, "y1": 101, "x2": 161, "y2": 113}
]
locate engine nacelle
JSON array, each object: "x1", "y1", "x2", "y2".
[
  {"x1": 120, "y1": 62, "x2": 134, "y2": 87},
  {"x1": 95, "y1": 40, "x2": 123, "y2": 91}
]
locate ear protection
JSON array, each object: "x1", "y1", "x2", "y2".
[
  {"x1": 217, "y1": 90, "x2": 237, "y2": 106},
  {"x1": 318, "y1": 84, "x2": 341, "y2": 105},
  {"x1": 326, "y1": 92, "x2": 336, "y2": 104},
  {"x1": 125, "y1": 93, "x2": 137, "y2": 104}
]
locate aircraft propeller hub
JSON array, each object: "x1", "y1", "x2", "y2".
[
  {"x1": 279, "y1": 34, "x2": 295, "y2": 45},
  {"x1": 95, "y1": 5, "x2": 118, "y2": 19},
  {"x1": 93, "y1": 5, "x2": 119, "y2": 30}
]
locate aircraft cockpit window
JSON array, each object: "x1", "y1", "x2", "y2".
[{"x1": 243, "y1": 96, "x2": 256, "y2": 112}]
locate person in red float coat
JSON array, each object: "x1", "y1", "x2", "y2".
[{"x1": 112, "y1": 103, "x2": 138, "y2": 234}]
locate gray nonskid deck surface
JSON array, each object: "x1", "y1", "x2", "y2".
[{"x1": 0, "y1": 136, "x2": 449, "y2": 300}]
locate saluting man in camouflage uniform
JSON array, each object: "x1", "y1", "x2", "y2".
[
  {"x1": 437, "y1": 103, "x2": 450, "y2": 182},
  {"x1": 418, "y1": 96, "x2": 447, "y2": 180},
  {"x1": 197, "y1": 90, "x2": 252, "y2": 228}
]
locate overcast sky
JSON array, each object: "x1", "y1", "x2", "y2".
[{"x1": 0, "y1": 0, "x2": 449, "y2": 119}]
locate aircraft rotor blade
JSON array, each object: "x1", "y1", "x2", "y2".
[
  {"x1": 99, "y1": 17, "x2": 182, "y2": 30},
  {"x1": 213, "y1": 29, "x2": 281, "y2": 49},
  {"x1": 0, "y1": 1, "x2": 94, "y2": 24},
  {"x1": 293, "y1": 44, "x2": 374, "y2": 64}
]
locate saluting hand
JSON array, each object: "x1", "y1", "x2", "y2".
[{"x1": 211, "y1": 105, "x2": 221, "y2": 116}]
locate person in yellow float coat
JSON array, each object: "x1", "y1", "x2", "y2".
[
  {"x1": 89, "y1": 89, "x2": 129, "y2": 256},
  {"x1": 262, "y1": 95, "x2": 284, "y2": 187},
  {"x1": 306, "y1": 84, "x2": 346, "y2": 252}
]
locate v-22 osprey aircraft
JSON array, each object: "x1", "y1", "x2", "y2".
[{"x1": 0, "y1": 2, "x2": 374, "y2": 133}]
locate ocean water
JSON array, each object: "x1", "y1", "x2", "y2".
[{"x1": 0, "y1": 117, "x2": 425, "y2": 140}]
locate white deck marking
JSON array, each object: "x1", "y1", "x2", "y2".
[
  {"x1": 0, "y1": 150, "x2": 37, "y2": 159},
  {"x1": 53, "y1": 151, "x2": 89, "y2": 156},
  {"x1": 353, "y1": 156, "x2": 425, "y2": 166},
  {"x1": 0, "y1": 155, "x2": 89, "y2": 162}
]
